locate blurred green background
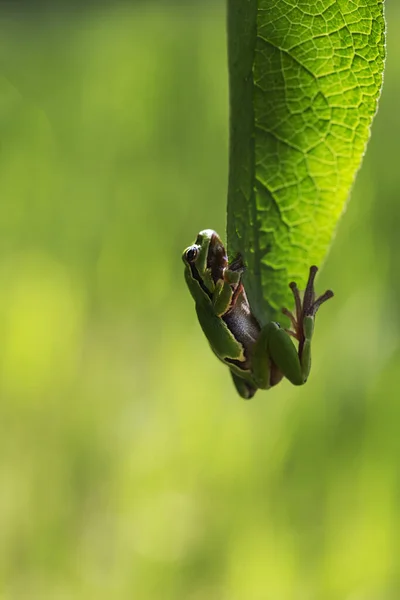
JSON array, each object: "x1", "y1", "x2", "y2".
[{"x1": 0, "y1": 2, "x2": 398, "y2": 598}]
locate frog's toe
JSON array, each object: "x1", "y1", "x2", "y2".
[{"x1": 230, "y1": 372, "x2": 257, "y2": 400}]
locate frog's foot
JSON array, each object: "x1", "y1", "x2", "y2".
[
  {"x1": 223, "y1": 254, "x2": 245, "y2": 287},
  {"x1": 227, "y1": 254, "x2": 246, "y2": 274},
  {"x1": 282, "y1": 266, "x2": 334, "y2": 343}
]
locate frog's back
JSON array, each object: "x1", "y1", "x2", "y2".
[{"x1": 195, "y1": 300, "x2": 245, "y2": 362}]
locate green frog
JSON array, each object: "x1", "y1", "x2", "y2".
[{"x1": 182, "y1": 229, "x2": 333, "y2": 399}]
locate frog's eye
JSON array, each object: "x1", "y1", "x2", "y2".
[{"x1": 185, "y1": 246, "x2": 198, "y2": 263}]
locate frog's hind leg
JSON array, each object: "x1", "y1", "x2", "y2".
[
  {"x1": 266, "y1": 322, "x2": 304, "y2": 385},
  {"x1": 230, "y1": 371, "x2": 257, "y2": 400},
  {"x1": 253, "y1": 321, "x2": 304, "y2": 387},
  {"x1": 282, "y1": 266, "x2": 334, "y2": 377}
]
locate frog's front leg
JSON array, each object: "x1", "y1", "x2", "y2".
[
  {"x1": 253, "y1": 266, "x2": 334, "y2": 387},
  {"x1": 212, "y1": 279, "x2": 233, "y2": 315},
  {"x1": 212, "y1": 261, "x2": 243, "y2": 315}
]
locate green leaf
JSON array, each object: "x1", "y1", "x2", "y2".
[{"x1": 227, "y1": 0, "x2": 386, "y2": 323}]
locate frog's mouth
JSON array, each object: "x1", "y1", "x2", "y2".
[
  {"x1": 206, "y1": 232, "x2": 228, "y2": 284},
  {"x1": 189, "y1": 262, "x2": 212, "y2": 299}
]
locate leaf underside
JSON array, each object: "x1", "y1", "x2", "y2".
[{"x1": 227, "y1": 0, "x2": 385, "y2": 324}]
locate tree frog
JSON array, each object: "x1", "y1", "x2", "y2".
[{"x1": 182, "y1": 229, "x2": 333, "y2": 399}]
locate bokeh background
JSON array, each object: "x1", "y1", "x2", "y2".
[{"x1": 0, "y1": 1, "x2": 398, "y2": 598}]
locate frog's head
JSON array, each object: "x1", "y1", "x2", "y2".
[{"x1": 182, "y1": 229, "x2": 227, "y2": 301}]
